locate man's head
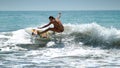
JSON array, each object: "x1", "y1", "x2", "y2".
[{"x1": 49, "y1": 16, "x2": 55, "y2": 22}]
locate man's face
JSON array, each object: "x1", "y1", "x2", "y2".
[{"x1": 49, "y1": 18, "x2": 53, "y2": 22}]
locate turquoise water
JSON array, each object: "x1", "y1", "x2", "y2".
[
  {"x1": 0, "y1": 11, "x2": 120, "y2": 68},
  {"x1": 0, "y1": 11, "x2": 120, "y2": 32}
]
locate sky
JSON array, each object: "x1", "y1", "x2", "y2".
[{"x1": 0, "y1": 0, "x2": 120, "y2": 11}]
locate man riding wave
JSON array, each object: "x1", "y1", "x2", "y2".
[
  {"x1": 38, "y1": 13, "x2": 64, "y2": 34},
  {"x1": 32, "y1": 13, "x2": 64, "y2": 38}
]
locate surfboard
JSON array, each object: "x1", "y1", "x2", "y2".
[
  {"x1": 25, "y1": 28, "x2": 54, "y2": 44},
  {"x1": 31, "y1": 29, "x2": 51, "y2": 38},
  {"x1": 25, "y1": 28, "x2": 63, "y2": 45}
]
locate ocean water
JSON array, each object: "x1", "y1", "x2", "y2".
[{"x1": 0, "y1": 11, "x2": 120, "y2": 68}]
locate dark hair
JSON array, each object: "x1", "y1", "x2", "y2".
[{"x1": 49, "y1": 16, "x2": 55, "y2": 19}]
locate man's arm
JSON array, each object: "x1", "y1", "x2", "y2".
[
  {"x1": 57, "y1": 13, "x2": 61, "y2": 19},
  {"x1": 38, "y1": 22, "x2": 51, "y2": 29}
]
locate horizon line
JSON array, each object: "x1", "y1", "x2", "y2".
[{"x1": 0, "y1": 9, "x2": 120, "y2": 11}]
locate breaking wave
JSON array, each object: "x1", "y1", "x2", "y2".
[
  {"x1": 0, "y1": 23, "x2": 120, "y2": 50},
  {"x1": 64, "y1": 23, "x2": 120, "y2": 48}
]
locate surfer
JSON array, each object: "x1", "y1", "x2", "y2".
[{"x1": 38, "y1": 13, "x2": 64, "y2": 34}]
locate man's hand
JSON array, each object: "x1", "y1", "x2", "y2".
[
  {"x1": 59, "y1": 12, "x2": 61, "y2": 15},
  {"x1": 57, "y1": 12, "x2": 61, "y2": 19}
]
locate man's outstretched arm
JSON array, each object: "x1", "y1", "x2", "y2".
[
  {"x1": 57, "y1": 13, "x2": 61, "y2": 19},
  {"x1": 38, "y1": 22, "x2": 51, "y2": 29}
]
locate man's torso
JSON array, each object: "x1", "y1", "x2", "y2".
[{"x1": 51, "y1": 19, "x2": 64, "y2": 32}]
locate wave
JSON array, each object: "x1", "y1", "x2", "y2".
[
  {"x1": 0, "y1": 23, "x2": 120, "y2": 50},
  {"x1": 64, "y1": 23, "x2": 120, "y2": 48}
]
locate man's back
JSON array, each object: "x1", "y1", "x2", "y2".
[{"x1": 53, "y1": 18, "x2": 64, "y2": 32}]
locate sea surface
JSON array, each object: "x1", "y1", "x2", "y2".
[{"x1": 0, "y1": 11, "x2": 120, "y2": 68}]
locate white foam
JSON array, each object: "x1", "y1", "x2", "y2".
[
  {"x1": 4, "y1": 29, "x2": 32, "y2": 45},
  {"x1": 9, "y1": 23, "x2": 120, "y2": 45},
  {"x1": 1, "y1": 23, "x2": 120, "y2": 49},
  {"x1": 63, "y1": 23, "x2": 120, "y2": 45},
  {"x1": 47, "y1": 41, "x2": 56, "y2": 47}
]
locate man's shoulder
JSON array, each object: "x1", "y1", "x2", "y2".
[
  {"x1": 55, "y1": 18, "x2": 60, "y2": 21},
  {"x1": 55, "y1": 18, "x2": 59, "y2": 20}
]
